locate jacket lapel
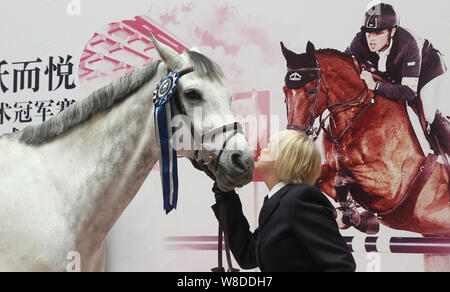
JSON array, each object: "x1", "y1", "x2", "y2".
[{"x1": 258, "y1": 184, "x2": 293, "y2": 228}]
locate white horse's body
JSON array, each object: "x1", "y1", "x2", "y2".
[
  {"x1": 0, "y1": 37, "x2": 254, "y2": 271},
  {"x1": 0, "y1": 67, "x2": 161, "y2": 271}
]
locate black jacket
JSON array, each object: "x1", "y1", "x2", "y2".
[
  {"x1": 212, "y1": 184, "x2": 356, "y2": 272},
  {"x1": 345, "y1": 27, "x2": 446, "y2": 102}
]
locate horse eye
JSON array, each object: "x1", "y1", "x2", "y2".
[
  {"x1": 184, "y1": 89, "x2": 202, "y2": 101},
  {"x1": 308, "y1": 89, "x2": 316, "y2": 96}
]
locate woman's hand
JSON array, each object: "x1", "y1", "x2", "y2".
[{"x1": 212, "y1": 182, "x2": 235, "y2": 203}]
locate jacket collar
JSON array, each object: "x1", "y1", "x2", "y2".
[
  {"x1": 258, "y1": 184, "x2": 293, "y2": 228},
  {"x1": 268, "y1": 181, "x2": 288, "y2": 199}
]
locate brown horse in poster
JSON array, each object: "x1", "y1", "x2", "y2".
[{"x1": 281, "y1": 41, "x2": 450, "y2": 271}]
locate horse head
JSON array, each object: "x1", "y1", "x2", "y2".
[
  {"x1": 281, "y1": 41, "x2": 329, "y2": 138},
  {"x1": 150, "y1": 35, "x2": 254, "y2": 191}
]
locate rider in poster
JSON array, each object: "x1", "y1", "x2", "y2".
[{"x1": 345, "y1": 3, "x2": 449, "y2": 156}]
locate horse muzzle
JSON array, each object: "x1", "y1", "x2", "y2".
[{"x1": 215, "y1": 150, "x2": 255, "y2": 191}]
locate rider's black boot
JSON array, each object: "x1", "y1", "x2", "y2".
[{"x1": 430, "y1": 110, "x2": 450, "y2": 157}]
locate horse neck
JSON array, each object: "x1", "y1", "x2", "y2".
[
  {"x1": 316, "y1": 53, "x2": 423, "y2": 155},
  {"x1": 316, "y1": 54, "x2": 376, "y2": 131},
  {"x1": 48, "y1": 64, "x2": 166, "y2": 252},
  {"x1": 317, "y1": 53, "x2": 367, "y2": 108}
]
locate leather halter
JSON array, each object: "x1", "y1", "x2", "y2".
[
  {"x1": 171, "y1": 67, "x2": 244, "y2": 180},
  {"x1": 171, "y1": 66, "x2": 242, "y2": 272}
]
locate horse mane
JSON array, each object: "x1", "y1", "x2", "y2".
[
  {"x1": 15, "y1": 51, "x2": 223, "y2": 145},
  {"x1": 315, "y1": 48, "x2": 353, "y2": 60},
  {"x1": 315, "y1": 48, "x2": 365, "y2": 81}
]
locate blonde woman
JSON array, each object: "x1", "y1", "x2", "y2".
[{"x1": 212, "y1": 130, "x2": 355, "y2": 272}]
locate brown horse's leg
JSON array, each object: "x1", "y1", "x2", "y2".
[
  {"x1": 333, "y1": 171, "x2": 355, "y2": 203},
  {"x1": 332, "y1": 171, "x2": 380, "y2": 234},
  {"x1": 316, "y1": 164, "x2": 337, "y2": 201},
  {"x1": 316, "y1": 165, "x2": 352, "y2": 229},
  {"x1": 333, "y1": 171, "x2": 362, "y2": 227}
]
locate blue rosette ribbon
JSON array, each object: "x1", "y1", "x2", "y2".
[{"x1": 153, "y1": 71, "x2": 180, "y2": 214}]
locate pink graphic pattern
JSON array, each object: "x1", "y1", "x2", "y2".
[
  {"x1": 79, "y1": 16, "x2": 189, "y2": 85},
  {"x1": 79, "y1": 10, "x2": 272, "y2": 182}
]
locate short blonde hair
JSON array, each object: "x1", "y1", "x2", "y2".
[{"x1": 271, "y1": 130, "x2": 322, "y2": 185}]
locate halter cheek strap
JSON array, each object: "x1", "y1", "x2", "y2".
[{"x1": 172, "y1": 67, "x2": 194, "y2": 116}]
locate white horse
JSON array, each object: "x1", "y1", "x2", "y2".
[{"x1": 0, "y1": 36, "x2": 254, "y2": 272}]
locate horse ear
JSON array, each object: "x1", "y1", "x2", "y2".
[
  {"x1": 149, "y1": 33, "x2": 184, "y2": 71},
  {"x1": 189, "y1": 46, "x2": 202, "y2": 53},
  {"x1": 281, "y1": 41, "x2": 296, "y2": 61},
  {"x1": 306, "y1": 41, "x2": 316, "y2": 57}
]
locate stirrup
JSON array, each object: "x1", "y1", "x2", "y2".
[{"x1": 429, "y1": 111, "x2": 450, "y2": 203}]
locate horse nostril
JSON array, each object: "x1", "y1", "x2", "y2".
[{"x1": 231, "y1": 153, "x2": 247, "y2": 172}]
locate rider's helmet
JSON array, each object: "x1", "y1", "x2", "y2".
[{"x1": 361, "y1": 3, "x2": 399, "y2": 33}]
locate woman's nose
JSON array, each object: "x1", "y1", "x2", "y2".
[{"x1": 261, "y1": 148, "x2": 270, "y2": 156}]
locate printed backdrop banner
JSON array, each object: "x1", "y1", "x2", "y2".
[{"x1": 1, "y1": 0, "x2": 449, "y2": 272}]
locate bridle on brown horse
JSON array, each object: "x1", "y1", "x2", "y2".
[
  {"x1": 285, "y1": 53, "x2": 448, "y2": 232},
  {"x1": 285, "y1": 56, "x2": 380, "y2": 233},
  {"x1": 286, "y1": 57, "x2": 376, "y2": 158},
  {"x1": 172, "y1": 67, "x2": 241, "y2": 272}
]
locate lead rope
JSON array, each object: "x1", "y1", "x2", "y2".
[
  {"x1": 221, "y1": 202, "x2": 239, "y2": 272},
  {"x1": 211, "y1": 201, "x2": 239, "y2": 272},
  {"x1": 211, "y1": 205, "x2": 224, "y2": 272},
  {"x1": 211, "y1": 125, "x2": 242, "y2": 273},
  {"x1": 186, "y1": 123, "x2": 242, "y2": 273}
]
